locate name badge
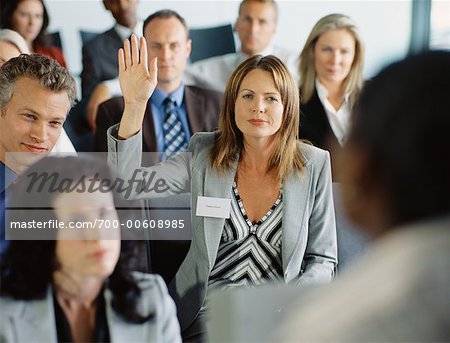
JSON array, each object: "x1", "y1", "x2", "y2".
[{"x1": 196, "y1": 196, "x2": 231, "y2": 219}]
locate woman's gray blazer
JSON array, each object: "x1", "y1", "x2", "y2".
[
  {"x1": 0, "y1": 272, "x2": 181, "y2": 342},
  {"x1": 107, "y1": 127, "x2": 337, "y2": 331}
]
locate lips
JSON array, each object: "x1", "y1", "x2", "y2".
[
  {"x1": 248, "y1": 119, "x2": 268, "y2": 126},
  {"x1": 22, "y1": 143, "x2": 48, "y2": 153},
  {"x1": 90, "y1": 249, "x2": 108, "y2": 260}
]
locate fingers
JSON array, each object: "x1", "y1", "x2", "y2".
[
  {"x1": 131, "y1": 34, "x2": 139, "y2": 66},
  {"x1": 118, "y1": 48, "x2": 125, "y2": 74},
  {"x1": 140, "y1": 36, "x2": 148, "y2": 71},
  {"x1": 123, "y1": 38, "x2": 132, "y2": 69}
]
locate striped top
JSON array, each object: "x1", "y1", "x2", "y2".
[{"x1": 208, "y1": 182, "x2": 283, "y2": 289}]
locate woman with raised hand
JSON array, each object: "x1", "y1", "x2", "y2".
[
  {"x1": 0, "y1": 156, "x2": 181, "y2": 343},
  {"x1": 1, "y1": 0, "x2": 67, "y2": 67},
  {"x1": 108, "y1": 35, "x2": 337, "y2": 341},
  {"x1": 298, "y1": 13, "x2": 364, "y2": 179}
]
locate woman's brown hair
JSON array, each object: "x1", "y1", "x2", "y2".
[{"x1": 210, "y1": 54, "x2": 304, "y2": 181}]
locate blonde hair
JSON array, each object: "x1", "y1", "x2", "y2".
[
  {"x1": 210, "y1": 55, "x2": 304, "y2": 181},
  {"x1": 299, "y1": 13, "x2": 364, "y2": 106}
]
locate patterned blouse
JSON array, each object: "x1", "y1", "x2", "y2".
[{"x1": 208, "y1": 182, "x2": 283, "y2": 289}]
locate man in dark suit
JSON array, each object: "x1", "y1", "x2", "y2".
[
  {"x1": 81, "y1": 0, "x2": 141, "y2": 100},
  {"x1": 94, "y1": 9, "x2": 222, "y2": 157}
]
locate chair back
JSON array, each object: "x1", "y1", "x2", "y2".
[
  {"x1": 189, "y1": 23, "x2": 236, "y2": 63},
  {"x1": 48, "y1": 31, "x2": 62, "y2": 50}
]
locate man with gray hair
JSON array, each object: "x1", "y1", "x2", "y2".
[
  {"x1": 186, "y1": 0, "x2": 299, "y2": 91},
  {"x1": 0, "y1": 53, "x2": 76, "y2": 255}
]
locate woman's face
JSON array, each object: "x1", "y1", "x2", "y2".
[
  {"x1": 0, "y1": 41, "x2": 21, "y2": 66},
  {"x1": 235, "y1": 68, "x2": 284, "y2": 142},
  {"x1": 11, "y1": 0, "x2": 44, "y2": 44},
  {"x1": 314, "y1": 28, "x2": 356, "y2": 87},
  {"x1": 54, "y1": 189, "x2": 121, "y2": 279}
]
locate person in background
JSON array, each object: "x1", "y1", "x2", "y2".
[
  {"x1": 82, "y1": 0, "x2": 143, "y2": 131},
  {"x1": 0, "y1": 54, "x2": 76, "y2": 256},
  {"x1": 1, "y1": 0, "x2": 67, "y2": 68},
  {"x1": 108, "y1": 34, "x2": 337, "y2": 340},
  {"x1": 273, "y1": 50, "x2": 450, "y2": 342},
  {"x1": 186, "y1": 0, "x2": 299, "y2": 92},
  {"x1": 0, "y1": 29, "x2": 76, "y2": 154},
  {"x1": 298, "y1": 13, "x2": 364, "y2": 179},
  {"x1": 0, "y1": 156, "x2": 181, "y2": 342},
  {"x1": 94, "y1": 9, "x2": 222, "y2": 160}
]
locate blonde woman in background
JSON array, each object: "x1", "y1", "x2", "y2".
[
  {"x1": 0, "y1": 28, "x2": 76, "y2": 154},
  {"x1": 298, "y1": 13, "x2": 364, "y2": 179}
]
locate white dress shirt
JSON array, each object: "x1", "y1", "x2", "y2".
[
  {"x1": 185, "y1": 45, "x2": 299, "y2": 92},
  {"x1": 51, "y1": 128, "x2": 77, "y2": 155},
  {"x1": 315, "y1": 79, "x2": 351, "y2": 146}
]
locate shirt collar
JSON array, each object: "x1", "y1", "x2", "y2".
[
  {"x1": 239, "y1": 45, "x2": 275, "y2": 58},
  {"x1": 315, "y1": 78, "x2": 350, "y2": 103},
  {"x1": 151, "y1": 83, "x2": 185, "y2": 108},
  {"x1": 0, "y1": 161, "x2": 17, "y2": 193},
  {"x1": 114, "y1": 21, "x2": 143, "y2": 41}
]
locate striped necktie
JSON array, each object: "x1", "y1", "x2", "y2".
[{"x1": 163, "y1": 97, "x2": 188, "y2": 158}]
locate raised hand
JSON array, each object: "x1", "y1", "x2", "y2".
[{"x1": 117, "y1": 35, "x2": 157, "y2": 139}]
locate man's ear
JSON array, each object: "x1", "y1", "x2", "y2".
[{"x1": 185, "y1": 38, "x2": 192, "y2": 58}]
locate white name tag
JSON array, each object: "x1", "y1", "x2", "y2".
[{"x1": 196, "y1": 196, "x2": 231, "y2": 219}]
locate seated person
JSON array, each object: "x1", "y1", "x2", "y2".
[
  {"x1": 0, "y1": 29, "x2": 75, "y2": 154},
  {"x1": 0, "y1": 156, "x2": 181, "y2": 342},
  {"x1": 274, "y1": 50, "x2": 450, "y2": 342},
  {"x1": 1, "y1": 0, "x2": 67, "y2": 68},
  {"x1": 94, "y1": 10, "x2": 222, "y2": 162},
  {"x1": 82, "y1": 0, "x2": 143, "y2": 131},
  {"x1": 0, "y1": 54, "x2": 76, "y2": 256},
  {"x1": 298, "y1": 14, "x2": 365, "y2": 180},
  {"x1": 108, "y1": 35, "x2": 337, "y2": 341},
  {"x1": 186, "y1": 0, "x2": 300, "y2": 91}
]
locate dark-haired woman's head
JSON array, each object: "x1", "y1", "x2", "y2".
[
  {"x1": 1, "y1": 0, "x2": 50, "y2": 48},
  {"x1": 339, "y1": 51, "x2": 450, "y2": 236},
  {"x1": 2, "y1": 156, "x2": 142, "y2": 304}
]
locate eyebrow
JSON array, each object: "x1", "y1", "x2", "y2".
[
  {"x1": 19, "y1": 108, "x2": 66, "y2": 121},
  {"x1": 239, "y1": 89, "x2": 280, "y2": 96}
]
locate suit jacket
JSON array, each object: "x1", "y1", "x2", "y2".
[
  {"x1": 0, "y1": 272, "x2": 181, "y2": 343},
  {"x1": 95, "y1": 86, "x2": 222, "y2": 155},
  {"x1": 299, "y1": 88, "x2": 343, "y2": 180},
  {"x1": 107, "y1": 129, "x2": 337, "y2": 331},
  {"x1": 81, "y1": 28, "x2": 123, "y2": 99}
]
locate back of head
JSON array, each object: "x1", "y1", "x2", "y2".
[
  {"x1": 349, "y1": 50, "x2": 450, "y2": 226},
  {"x1": 0, "y1": 29, "x2": 30, "y2": 54},
  {"x1": 0, "y1": 54, "x2": 77, "y2": 111}
]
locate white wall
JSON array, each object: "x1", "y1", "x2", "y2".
[{"x1": 46, "y1": 0, "x2": 411, "y2": 91}]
